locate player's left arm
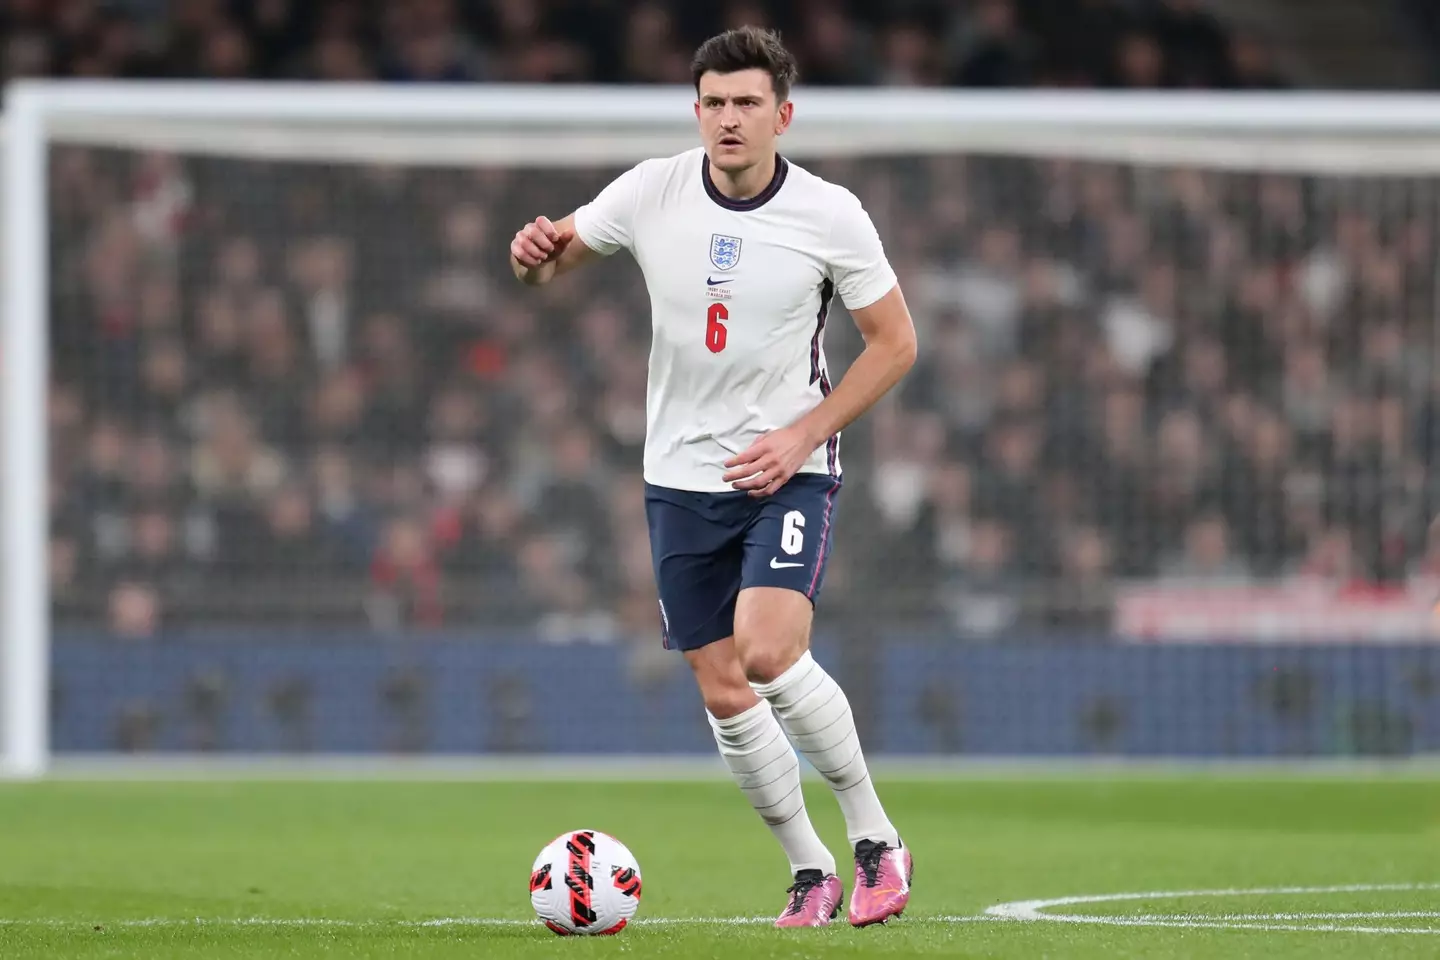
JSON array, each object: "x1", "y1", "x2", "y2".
[
  {"x1": 797, "y1": 282, "x2": 917, "y2": 442},
  {"x1": 723, "y1": 284, "x2": 917, "y2": 497}
]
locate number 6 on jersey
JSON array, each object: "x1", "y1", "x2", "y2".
[
  {"x1": 706, "y1": 302, "x2": 728, "y2": 354},
  {"x1": 781, "y1": 510, "x2": 805, "y2": 555}
]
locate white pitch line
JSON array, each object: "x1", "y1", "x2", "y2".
[
  {"x1": 0, "y1": 917, "x2": 776, "y2": 929},
  {"x1": 8, "y1": 884, "x2": 1439, "y2": 935},
  {"x1": 0, "y1": 915, "x2": 995, "y2": 930},
  {"x1": 986, "y1": 880, "x2": 1440, "y2": 918},
  {"x1": 985, "y1": 882, "x2": 1440, "y2": 935},
  {"x1": 1136, "y1": 912, "x2": 1440, "y2": 922},
  {"x1": 1017, "y1": 918, "x2": 1440, "y2": 936}
]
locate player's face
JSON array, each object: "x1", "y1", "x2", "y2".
[{"x1": 695, "y1": 69, "x2": 793, "y2": 174}]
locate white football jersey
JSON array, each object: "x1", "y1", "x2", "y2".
[{"x1": 573, "y1": 147, "x2": 897, "y2": 492}]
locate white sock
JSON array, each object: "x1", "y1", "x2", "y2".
[
  {"x1": 708, "y1": 700, "x2": 836, "y2": 877},
  {"x1": 751, "y1": 651, "x2": 900, "y2": 849}
]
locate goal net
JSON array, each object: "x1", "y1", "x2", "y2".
[{"x1": 6, "y1": 85, "x2": 1440, "y2": 775}]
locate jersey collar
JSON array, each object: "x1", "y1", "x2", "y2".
[{"x1": 702, "y1": 153, "x2": 789, "y2": 212}]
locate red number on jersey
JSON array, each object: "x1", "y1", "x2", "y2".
[{"x1": 706, "y1": 302, "x2": 728, "y2": 354}]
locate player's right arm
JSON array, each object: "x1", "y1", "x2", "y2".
[
  {"x1": 512, "y1": 162, "x2": 644, "y2": 286},
  {"x1": 509, "y1": 213, "x2": 599, "y2": 286}
]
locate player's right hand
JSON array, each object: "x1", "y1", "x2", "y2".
[{"x1": 511, "y1": 216, "x2": 574, "y2": 269}]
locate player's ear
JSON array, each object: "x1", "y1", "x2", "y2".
[{"x1": 775, "y1": 100, "x2": 793, "y2": 136}]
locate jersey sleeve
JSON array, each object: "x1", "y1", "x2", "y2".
[
  {"x1": 572, "y1": 163, "x2": 644, "y2": 256},
  {"x1": 827, "y1": 191, "x2": 898, "y2": 311}
]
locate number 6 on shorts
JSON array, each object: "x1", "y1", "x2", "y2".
[{"x1": 781, "y1": 510, "x2": 805, "y2": 555}]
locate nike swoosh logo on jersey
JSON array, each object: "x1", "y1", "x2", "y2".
[
  {"x1": 706, "y1": 277, "x2": 732, "y2": 285},
  {"x1": 770, "y1": 558, "x2": 804, "y2": 569}
]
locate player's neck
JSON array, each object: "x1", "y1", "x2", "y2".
[{"x1": 707, "y1": 153, "x2": 778, "y2": 202}]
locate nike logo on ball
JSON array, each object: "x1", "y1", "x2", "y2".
[
  {"x1": 770, "y1": 558, "x2": 804, "y2": 569},
  {"x1": 706, "y1": 277, "x2": 732, "y2": 286}
]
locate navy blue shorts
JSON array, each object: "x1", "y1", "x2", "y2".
[{"x1": 645, "y1": 474, "x2": 842, "y2": 651}]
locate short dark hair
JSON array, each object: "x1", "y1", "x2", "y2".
[{"x1": 690, "y1": 26, "x2": 798, "y2": 103}]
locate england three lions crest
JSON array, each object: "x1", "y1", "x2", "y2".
[{"x1": 710, "y1": 234, "x2": 743, "y2": 271}]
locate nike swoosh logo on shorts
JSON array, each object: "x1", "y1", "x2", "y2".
[
  {"x1": 706, "y1": 277, "x2": 732, "y2": 285},
  {"x1": 770, "y1": 558, "x2": 804, "y2": 569}
]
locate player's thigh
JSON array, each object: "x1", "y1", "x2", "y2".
[
  {"x1": 733, "y1": 587, "x2": 815, "y2": 684},
  {"x1": 681, "y1": 636, "x2": 759, "y2": 720},
  {"x1": 645, "y1": 484, "x2": 747, "y2": 653},
  {"x1": 734, "y1": 474, "x2": 842, "y2": 682}
]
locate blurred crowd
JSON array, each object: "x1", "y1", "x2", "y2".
[
  {"x1": 3, "y1": 0, "x2": 1286, "y2": 90},
  {"x1": 51, "y1": 148, "x2": 1440, "y2": 641},
  {"x1": 43, "y1": 0, "x2": 1436, "y2": 644}
]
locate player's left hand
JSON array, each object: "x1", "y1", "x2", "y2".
[{"x1": 722, "y1": 425, "x2": 819, "y2": 497}]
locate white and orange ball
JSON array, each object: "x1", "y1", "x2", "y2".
[{"x1": 530, "y1": 829, "x2": 642, "y2": 935}]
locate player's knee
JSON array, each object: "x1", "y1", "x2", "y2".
[
  {"x1": 737, "y1": 642, "x2": 802, "y2": 686},
  {"x1": 695, "y1": 664, "x2": 759, "y2": 719},
  {"x1": 733, "y1": 589, "x2": 813, "y2": 684},
  {"x1": 702, "y1": 686, "x2": 759, "y2": 720},
  {"x1": 685, "y1": 644, "x2": 759, "y2": 719}
]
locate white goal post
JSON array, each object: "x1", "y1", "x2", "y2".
[{"x1": 9, "y1": 82, "x2": 1440, "y2": 778}]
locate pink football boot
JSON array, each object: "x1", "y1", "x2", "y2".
[
  {"x1": 848, "y1": 839, "x2": 913, "y2": 927},
  {"x1": 774, "y1": 870, "x2": 844, "y2": 928}
]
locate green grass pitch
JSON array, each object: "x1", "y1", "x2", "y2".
[{"x1": 1, "y1": 771, "x2": 1437, "y2": 958}]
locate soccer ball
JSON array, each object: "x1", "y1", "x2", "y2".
[{"x1": 530, "y1": 829, "x2": 643, "y2": 935}]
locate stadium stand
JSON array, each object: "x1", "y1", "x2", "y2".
[
  {"x1": 29, "y1": 1, "x2": 1430, "y2": 644},
  {"x1": 3, "y1": 0, "x2": 1280, "y2": 90}
]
